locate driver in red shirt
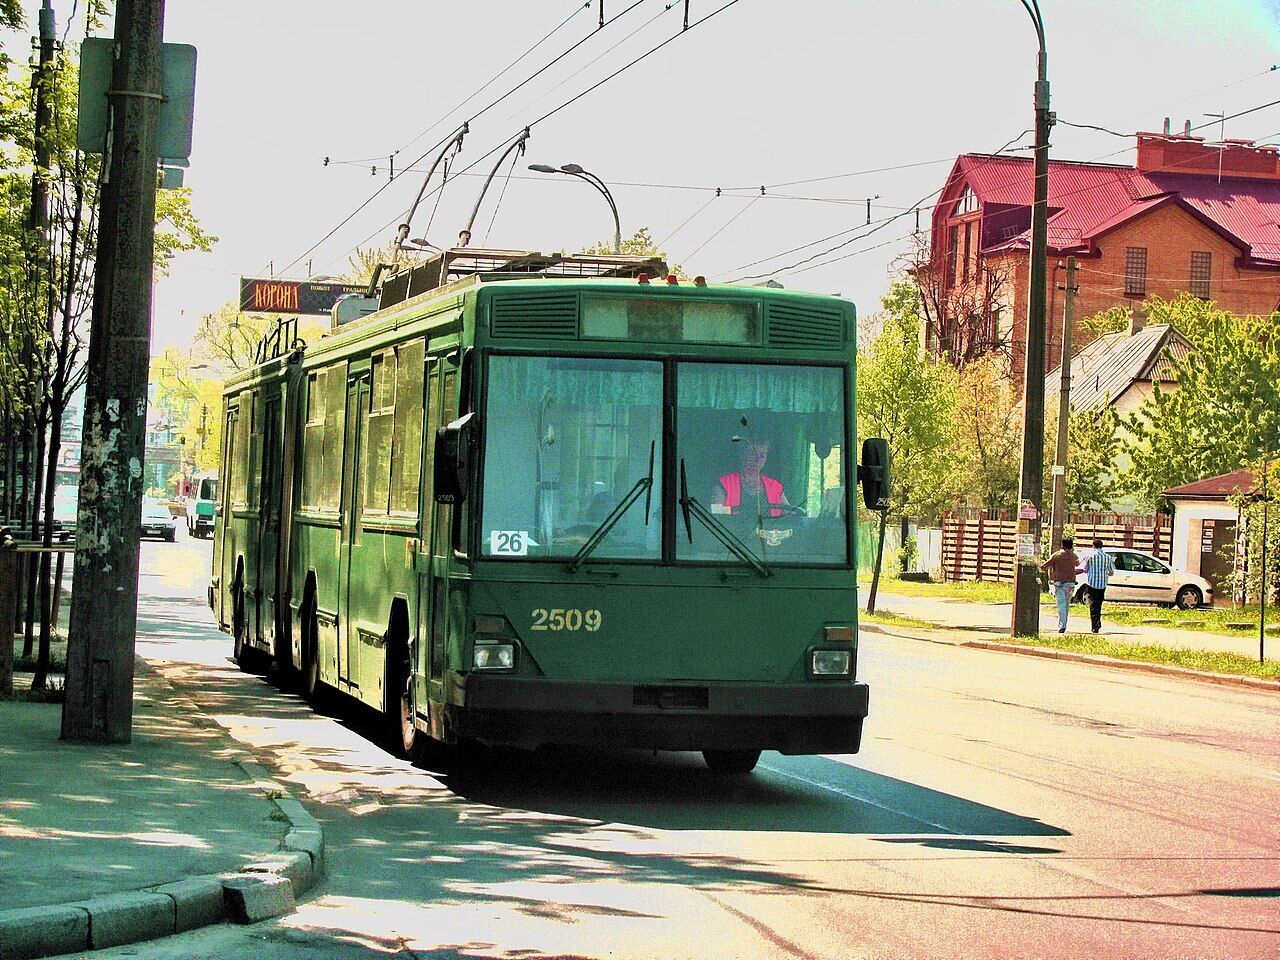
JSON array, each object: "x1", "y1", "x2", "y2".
[{"x1": 712, "y1": 438, "x2": 789, "y2": 518}]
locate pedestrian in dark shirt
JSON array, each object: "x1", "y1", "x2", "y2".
[{"x1": 1040, "y1": 537, "x2": 1082, "y2": 633}]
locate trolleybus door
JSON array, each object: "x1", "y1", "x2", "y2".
[
  {"x1": 217, "y1": 404, "x2": 239, "y2": 630},
  {"x1": 416, "y1": 355, "x2": 453, "y2": 704},
  {"x1": 255, "y1": 391, "x2": 282, "y2": 651},
  {"x1": 338, "y1": 374, "x2": 370, "y2": 689}
]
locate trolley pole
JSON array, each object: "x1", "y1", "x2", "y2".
[
  {"x1": 62, "y1": 0, "x2": 165, "y2": 744},
  {"x1": 1049, "y1": 256, "x2": 1077, "y2": 550},
  {"x1": 1011, "y1": 0, "x2": 1053, "y2": 638}
]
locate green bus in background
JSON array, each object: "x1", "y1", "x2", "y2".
[{"x1": 212, "y1": 249, "x2": 889, "y2": 774}]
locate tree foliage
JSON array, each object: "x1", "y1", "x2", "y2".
[
  {"x1": 1045, "y1": 405, "x2": 1121, "y2": 511},
  {"x1": 947, "y1": 355, "x2": 1020, "y2": 513},
  {"x1": 1121, "y1": 296, "x2": 1280, "y2": 507},
  {"x1": 858, "y1": 281, "x2": 958, "y2": 520},
  {"x1": 858, "y1": 281, "x2": 956, "y2": 606}
]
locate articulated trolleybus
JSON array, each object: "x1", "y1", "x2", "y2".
[{"x1": 212, "y1": 248, "x2": 889, "y2": 773}]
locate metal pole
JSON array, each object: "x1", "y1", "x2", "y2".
[
  {"x1": 459, "y1": 128, "x2": 530, "y2": 248},
  {"x1": 1049, "y1": 256, "x2": 1076, "y2": 549},
  {"x1": 62, "y1": 0, "x2": 165, "y2": 744},
  {"x1": 574, "y1": 170, "x2": 621, "y2": 254},
  {"x1": 1012, "y1": 0, "x2": 1053, "y2": 637},
  {"x1": 1261, "y1": 460, "x2": 1269, "y2": 664}
]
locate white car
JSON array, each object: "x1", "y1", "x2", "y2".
[{"x1": 1074, "y1": 547, "x2": 1212, "y2": 610}]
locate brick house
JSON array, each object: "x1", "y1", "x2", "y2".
[{"x1": 918, "y1": 133, "x2": 1280, "y2": 380}]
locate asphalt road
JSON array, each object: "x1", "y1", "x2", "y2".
[{"x1": 90, "y1": 528, "x2": 1280, "y2": 959}]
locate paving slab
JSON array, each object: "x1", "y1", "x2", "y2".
[{"x1": 0, "y1": 666, "x2": 287, "y2": 912}]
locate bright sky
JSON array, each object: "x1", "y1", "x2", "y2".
[{"x1": 12, "y1": 0, "x2": 1280, "y2": 353}]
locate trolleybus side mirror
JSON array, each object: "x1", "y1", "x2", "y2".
[
  {"x1": 434, "y1": 413, "x2": 474, "y2": 505},
  {"x1": 858, "y1": 438, "x2": 890, "y2": 510}
]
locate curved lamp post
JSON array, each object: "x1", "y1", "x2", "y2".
[
  {"x1": 529, "y1": 162, "x2": 622, "y2": 254},
  {"x1": 1011, "y1": 0, "x2": 1055, "y2": 637}
]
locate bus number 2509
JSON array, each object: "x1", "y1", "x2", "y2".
[{"x1": 531, "y1": 608, "x2": 602, "y2": 632}]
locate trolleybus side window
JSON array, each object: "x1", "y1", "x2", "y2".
[
  {"x1": 245, "y1": 390, "x2": 261, "y2": 507},
  {"x1": 231, "y1": 391, "x2": 252, "y2": 508},
  {"x1": 390, "y1": 339, "x2": 425, "y2": 515},
  {"x1": 319, "y1": 362, "x2": 347, "y2": 510},
  {"x1": 434, "y1": 365, "x2": 458, "y2": 557},
  {"x1": 301, "y1": 370, "x2": 326, "y2": 509},
  {"x1": 365, "y1": 350, "x2": 395, "y2": 516},
  {"x1": 480, "y1": 355, "x2": 663, "y2": 560},
  {"x1": 676, "y1": 362, "x2": 847, "y2": 566}
]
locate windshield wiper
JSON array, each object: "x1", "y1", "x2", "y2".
[
  {"x1": 678, "y1": 459, "x2": 770, "y2": 578},
  {"x1": 568, "y1": 441, "x2": 655, "y2": 573}
]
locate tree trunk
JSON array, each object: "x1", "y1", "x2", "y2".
[
  {"x1": 867, "y1": 508, "x2": 889, "y2": 614},
  {"x1": 33, "y1": 401, "x2": 64, "y2": 690},
  {"x1": 899, "y1": 514, "x2": 911, "y2": 574},
  {"x1": 22, "y1": 401, "x2": 47, "y2": 659}
]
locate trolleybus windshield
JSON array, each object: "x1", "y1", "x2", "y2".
[{"x1": 480, "y1": 354, "x2": 848, "y2": 566}]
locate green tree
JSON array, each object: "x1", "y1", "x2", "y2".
[
  {"x1": 580, "y1": 226, "x2": 682, "y2": 275},
  {"x1": 948, "y1": 355, "x2": 1021, "y2": 513},
  {"x1": 1079, "y1": 304, "x2": 1131, "y2": 339},
  {"x1": 858, "y1": 280, "x2": 957, "y2": 609},
  {"x1": 1121, "y1": 296, "x2": 1280, "y2": 507},
  {"x1": 1045, "y1": 405, "x2": 1122, "y2": 511}
]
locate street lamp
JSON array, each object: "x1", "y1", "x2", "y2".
[
  {"x1": 529, "y1": 162, "x2": 622, "y2": 255},
  {"x1": 1011, "y1": 0, "x2": 1055, "y2": 637}
]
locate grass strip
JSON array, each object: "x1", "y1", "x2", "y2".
[
  {"x1": 860, "y1": 609, "x2": 942, "y2": 631},
  {"x1": 1015, "y1": 632, "x2": 1280, "y2": 680}
]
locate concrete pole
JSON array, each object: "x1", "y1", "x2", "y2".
[
  {"x1": 1011, "y1": 22, "x2": 1054, "y2": 638},
  {"x1": 1049, "y1": 257, "x2": 1077, "y2": 550},
  {"x1": 62, "y1": 0, "x2": 165, "y2": 744}
]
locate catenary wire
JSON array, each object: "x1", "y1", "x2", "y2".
[{"x1": 298, "y1": 0, "x2": 747, "y2": 278}]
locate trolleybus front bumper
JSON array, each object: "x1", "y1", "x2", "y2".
[{"x1": 451, "y1": 676, "x2": 869, "y2": 754}]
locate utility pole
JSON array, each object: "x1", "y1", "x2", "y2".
[
  {"x1": 1049, "y1": 257, "x2": 1077, "y2": 550},
  {"x1": 27, "y1": 1, "x2": 56, "y2": 237},
  {"x1": 1011, "y1": 0, "x2": 1053, "y2": 637},
  {"x1": 62, "y1": 0, "x2": 166, "y2": 744}
]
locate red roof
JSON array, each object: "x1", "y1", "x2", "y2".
[
  {"x1": 948, "y1": 150, "x2": 1280, "y2": 266},
  {"x1": 1163, "y1": 469, "x2": 1258, "y2": 500}
]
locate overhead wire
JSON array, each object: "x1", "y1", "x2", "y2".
[
  {"x1": 682, "y1": 192, "x2": 762, "y2": 261},
  {"x1": 326, "y1": 0, "x2": 596, "y2": 166},
  {"x1": 300, "y1": 0, "x2": 747, "y2": 278},
  {"x1": 270, "y1": 0, "x2": 655, "y2": 278}
]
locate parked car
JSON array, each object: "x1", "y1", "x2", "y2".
[
  {"x1": 1074, "y1": 547, "x2": 1212, "y2": 610},
  {"x1": 187, "y1": 473, "x2": 218, "y2": 539},
  {"x1": 141, "y1": 497, "x2": 177, "y2": 542}
]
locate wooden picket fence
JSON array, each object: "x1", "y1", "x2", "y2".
[{"x1": 940, "y1": 510, "x2": 1172, "y2": 584}]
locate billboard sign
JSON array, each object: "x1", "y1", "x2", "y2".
[{"x1": 239, "y1": 278, "x2": 367, "y2": 316}]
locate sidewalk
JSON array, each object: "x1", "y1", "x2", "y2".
[
  {"x1": 865, "y1": 589, "x2": 1277, "y2": 662},
  {"x1": 0, "y1": 659, "x2": 324, "y2": 958}
]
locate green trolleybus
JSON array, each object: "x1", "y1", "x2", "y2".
[{"x1": 211, "y1": 248, "x2": 889, "y2": 773}]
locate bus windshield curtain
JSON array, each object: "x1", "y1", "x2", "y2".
[
  {"x1": 678, "y1": 364, "x2": 842, "y2": 413},
  {"x1": 492, "y1": 356, "x2": 659, "y2": 406}
]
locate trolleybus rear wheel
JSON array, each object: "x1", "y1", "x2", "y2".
[{"x1": 702, "y1": 749, "x2": 761, "y2": 774}]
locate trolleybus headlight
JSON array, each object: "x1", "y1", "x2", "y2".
[
  {"x1": 473, "y1": 642, "x2": 516, "y2": 670},
  {"x1": 809, "y1": 649, "x2": 851, "y2": 677}
]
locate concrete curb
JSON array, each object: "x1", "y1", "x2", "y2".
[{"x1": 0, "y1": 673, "x2": 326, "y2": 960}]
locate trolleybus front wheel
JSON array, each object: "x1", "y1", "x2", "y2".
[
  {"x1": 388, "y1": 652, "x2": 417, "y2": 759},
  {"x1": 702, "y1": 749, "x2": 761, "y2": 774}
]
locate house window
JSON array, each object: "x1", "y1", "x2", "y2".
[
  {"x1": 953, "y1": 187, "x2": 978, "y2": 217},
  {"x1": 962, "y1": 222, "x2": 972, "y2": 284},
  {"x1": 1124, "y1": 247, "x2": 1147, "y2": 297},
  {"x1": 948, "y1": 224, "x2": 959, "y2": 288},
  {"x1": 1190, "y1": 251, "x2": 1211, "y2": 299}
]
